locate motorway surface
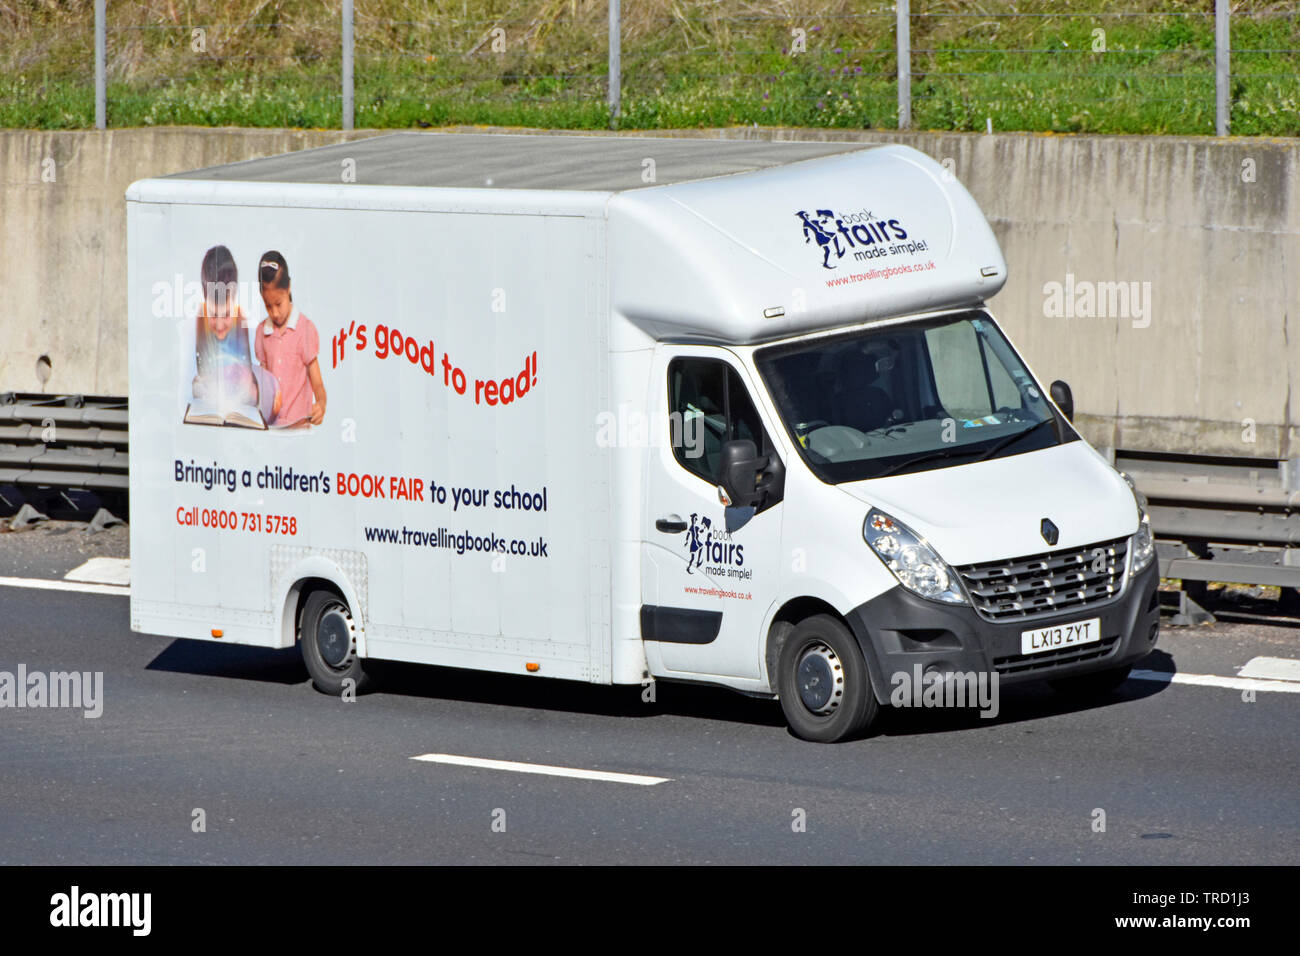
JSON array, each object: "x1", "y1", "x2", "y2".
[{"x1": 0, "y1": 523, "x2": 1297, "y2": 864}]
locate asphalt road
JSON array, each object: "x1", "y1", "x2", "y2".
[{"x1": 0, "y1": 527, "x2": 1297, "y2": 865}]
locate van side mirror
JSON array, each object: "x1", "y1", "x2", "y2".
[
  {"x1": 720, "y1": 439, "x2": 767, "y2": 508},
  {"x1": 1049, "y1": 380, "x2": 1074, "y2": 423}
]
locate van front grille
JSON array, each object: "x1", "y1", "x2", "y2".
[
  {"x1": 992, "y1": 636, "x2": 1121, "y2": 676},
  {"x1": 956, "y1": 537, "x2": 1128, "y2": 623}
]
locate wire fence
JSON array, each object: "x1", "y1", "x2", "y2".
[{"x1": 3, "y1": 2, "x2": 1296, "y2": 135}]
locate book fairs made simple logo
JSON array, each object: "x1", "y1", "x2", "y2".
[{"x1": 796, "y1": 208, "x2": 929, "y2": 270}]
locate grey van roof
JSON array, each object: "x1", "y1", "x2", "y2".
[{"x1": 167, "y1": 131, "x2": 872, "y2": 191}]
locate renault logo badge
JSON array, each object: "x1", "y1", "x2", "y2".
[{"x1": 1041, "y1": 518, "x2": 1059, "y2": 546}]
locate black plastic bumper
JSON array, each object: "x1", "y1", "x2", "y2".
[{"x1": 845, "y1": 559, "x2": 1161, "y2": 703}]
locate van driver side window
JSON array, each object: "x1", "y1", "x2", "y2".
[{"x1": 667, "y1": 358, "x2": 771, "y2": 485}]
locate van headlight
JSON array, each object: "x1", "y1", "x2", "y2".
[
  {"x1": 863, "y1": 509, "x2": 968, "y2": 604},
  {"x1": 1131, "y1": 513, "x2": 1155, "y2": 574},
  {"x1": 1120, "y1": 472, "x2": 1155, "y2": 575}
]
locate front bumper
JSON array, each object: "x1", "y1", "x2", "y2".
[{"x1": 845, "y1": 558, "x2": 1161, "y2": 703}]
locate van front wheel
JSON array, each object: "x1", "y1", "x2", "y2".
[
  {"x1": 298, "y1": 590, "x2": 376, "y2": 697},
  {"x1": 776, "y1": 614, "x2": 878, "y2": 743}
]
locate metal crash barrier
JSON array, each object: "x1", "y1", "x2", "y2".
[
  {"x1": 1117, "y1": 451, "x2": 1300, "y2": 624},
  {"x1": 0, "y1": 392, "x2": 128, "y2": 520}
]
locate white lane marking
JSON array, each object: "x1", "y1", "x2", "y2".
[
  {"x1": 0, "y1": 575, "x2": 130, "y2": 597},
  {"x1": 1237, "y1": 656, "x2": 1300, "y2": 683},
  {"x1": 65, "y1": 557, "x2": 131, "y2": 586},
  {"x1": 411, "y1": 753, "x2": 670, "y2": 786},
  {"x1": 1130, "y1": 669, "x2": 1300, "y2": 694}
]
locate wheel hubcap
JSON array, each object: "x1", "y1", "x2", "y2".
[
  {"x1": 796, "y1": 643, "x2": 843, "y2": 715},
  {"x1": 317, "y1": 606, "x2": 353, "y2": 669}
]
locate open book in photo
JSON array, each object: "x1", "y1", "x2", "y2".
[{"x1": 184, "y1": 400, "x2": 267, "y2": 430}]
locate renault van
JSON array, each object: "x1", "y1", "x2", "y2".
[{"x1": 127, "y1": 133, "x2": 1160, "y2": 742}]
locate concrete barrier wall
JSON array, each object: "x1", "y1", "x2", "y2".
[{"x1": 2, "y1": 126, "x2": 1297, "y2": 458}]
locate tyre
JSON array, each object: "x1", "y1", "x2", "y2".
[
  {"x1": 298, "y1": 589, "x2": 376, "y2": 696},
  {"x1": 1048, "y1": 663, "x2": 1132, "y2": 699},
  {"x1": 776, "y1": 614, "x2": 879, "y2": 742}
]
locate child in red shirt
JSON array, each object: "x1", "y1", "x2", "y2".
[{"x1": 254, "y1": 251, "x2": 327, "y2": 426}]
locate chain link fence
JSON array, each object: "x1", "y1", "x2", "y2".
[{"x1": 2, "y1": 2, "x2": 1296, "y2": 135}]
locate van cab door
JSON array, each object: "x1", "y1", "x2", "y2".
[{"x1": 640, "y1": 345, "x2": 785, "y2": 681}]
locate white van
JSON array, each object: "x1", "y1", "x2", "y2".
[{"x1": 126, "y1": 133, "x2": 1160, "y2": 742}]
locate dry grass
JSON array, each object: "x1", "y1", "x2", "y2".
[{"x1": 1, "y1": 1, "x2": 1296, "y2": 132}]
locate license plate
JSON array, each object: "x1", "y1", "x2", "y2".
[{"x1": 1020, "y1": 617, "x2": 1101, "y2": 655}]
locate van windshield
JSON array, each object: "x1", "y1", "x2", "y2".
[{"x1": 754, "y1": 312, "x2": 1073, "y2": 483}]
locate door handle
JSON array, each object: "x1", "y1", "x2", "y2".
[{"x1": 656, "y1": 516, "x2": 688, "y2": 534}]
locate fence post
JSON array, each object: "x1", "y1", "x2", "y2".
[
  {"x1": 896, "y1": 0, "x2": 911, "y2": 130},
  {"x1": 342, "y1": 0, "x2": 355, "y2": 131},
  {"x1": 608, "y1": 0, "x2": 621, "y2": 127},
  {"x1": 94, "y1": 0, "x2": 105, "y2": 129},
  {"x1": 1215, "y1": 0, "x2": 1229, "y2": 136}
]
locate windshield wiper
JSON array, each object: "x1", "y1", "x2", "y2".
[
  {"x1": 869, "y1": 419, "x2": 1055, "y2": 478},
  {"x1": 969, "y1": 418, "x2": 1055, "y2": 463},
  {"x1": 870, "y1": 446, "x2": 982, "y2": 478}
]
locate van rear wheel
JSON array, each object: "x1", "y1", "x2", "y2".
[
  {"x1": 776, "y1": 614, "x2": 878, "y2": 743},
  {"x1": 299, "y1": 590, "x2": 376, "y2": 696}
]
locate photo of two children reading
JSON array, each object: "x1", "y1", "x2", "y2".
[{"x1": 184, "y1": 244, "x2": 327, "y2": 430}]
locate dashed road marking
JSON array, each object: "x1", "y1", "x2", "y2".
[
  {"x1": 1237, "y1": 656, "x2": 1300, "y2": 683},
  {"x1": 1130, "y1": 669, "x2": 1300, "y2": 694},
  {"x1": 411, "y1": 753, "x2": 670, "y2": 786},
  {"x1": 65, "y1": 557, "x2": 131, "y2": 587},
  {"x1": 0, "y1": 575, "x2": 129, "y2": 597}
]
